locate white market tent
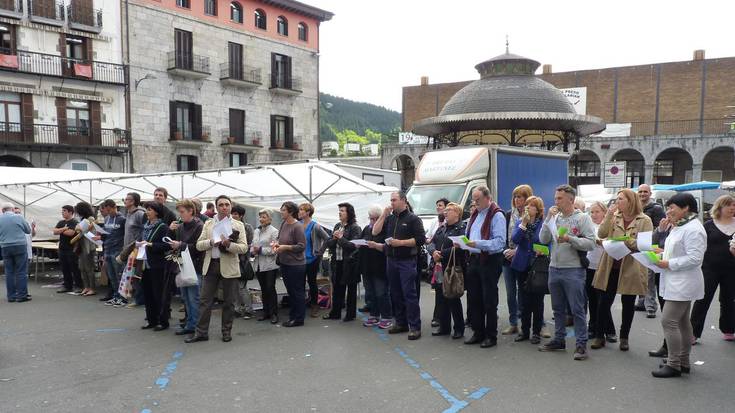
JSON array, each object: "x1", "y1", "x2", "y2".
[{"x1": 0, "y1": 161, "x2": 397, "y2": 238}]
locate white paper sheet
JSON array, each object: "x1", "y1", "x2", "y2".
[
  {"x1": 84, "y1": 231, "x2": 102, "y2": 247},
  {"x1": 448, "y1": 236, "x2": 481, "y2": 254},
  {"x1": 212, "y1": 217, "x2": 233, "y2": 242},
  {"x1": 636, "y1": 231, "x2": 653, "y2": 252},
  {"x1": 93, "y1": 223, "x2": 109, "y2": 235},
  {"x1": 602, "y1": 240, "x2": 632, "y2": 260},
  {"x1": 350, "y1": 239, "x2": 368, "y2": 247},
  {"x1": 631, "y1": 252, "x2": 661, "y2": 273},
  {"x1": 78, "y1": 219, "x2": 90, "y2": 232},
  {"x1": 135, "y1": 241, "x2": 147, "y2": 260}
]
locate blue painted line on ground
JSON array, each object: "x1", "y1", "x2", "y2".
[
  {"x1": 95, "y1": 328, "x2": 127, "y2": 333},
  {"x1": 364, "y1": 317, "x2": 491, "y2": 412},
  {"x1": 139, "y1": 351, "x2": 184, "y2": 413}
]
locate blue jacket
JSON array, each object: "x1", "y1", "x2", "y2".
[
  {"x1": 0, "y1": 211, "x2": 31, "y2": 248},
  {"x1": 510, "y1": 218, "x2": 544, "y2": 272}
]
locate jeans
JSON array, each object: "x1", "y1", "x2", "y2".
[
  {"x1": 548, "y1": 266, "x2": 588, "y2": 347},
  {"x1": 466, "y1": 254, "x2": 503, "y2": 340},
  {"x1": 3, "y1": 244, "x2": 28, "y2": 301},
  {"x1": 256, "y1": 269, "x2": 278, "y2": 317},
  {"x1": 281, "y1": 264, "x2": 306, "y2": 322},
  {"x1": 503, "y1": 263, "x2": 522, "y2": 326},
  {"x1": 104, "y1": 253, "x2": 123, "y2": 299},
  {"x1": 386, "y1": 257, "x2": 421, "y2": 331},
  {"x1": 365, "y1": 274, "x2": 392, "y2": 319},
  {"x1": 180, "y1": 274, "x2": 202, "y2": 331},
  {"x1": 59, "y1": 250, "x2": 82, "y2": 290},
  {"x1": 305, "y1": 258, "x2": 321, "y2": 306}
]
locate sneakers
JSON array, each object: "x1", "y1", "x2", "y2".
[
  {"x1": 605, "y1": 333, "x2": 618, "y2": 343},
  {"x1": 501, "y1": 325, "x2": 519, "y2": 335},
  {"x1": 388, "y1": 324, "x2": 409, "y2": 334},
  {"x1": 540, "y1": 326, "x2": 552, "y2": 338},
  {"x1": 590, "y1": 338, "x2": 605, "y2": 349},
  {"x1": 573, "y1": 346, "x2": 588, "y2": 360},
  {"x1": 113, "y1": 299, "x2": 127, "y2": 308},
  {"x1": 408, "y1": 330, "x2": 422, "y2": 340},
  {"x1": 539, "y1": 340, "x2": 566, "y2": 352},
  {"x1": 377, "y1": 319, "x2": 393, "y2": 329},
  {"x1": 646, "y1": 310, "x2": 657, "y2": 319},
  {"x1": 104, "y1": 298, "x2": 116, "y2": 306},
  {"x1": 363, "y1": 317, "x2": 379, "y2": 327}
]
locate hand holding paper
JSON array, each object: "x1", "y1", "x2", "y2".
[
  {"x1": 448, "y1": 236, "x2": 481, "y2": 254},
  {"x1": 602, "y1": 240, "x2": 631, "y2": 260}
]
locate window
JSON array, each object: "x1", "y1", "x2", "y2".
[
  {"x1": 654, "y1": 159, "x2": 674, "y2": 177},
  {"x1": 277, "y1": 16, "x2": 288, "y2": 36},
  {"x1": 176, "y1": 0, "x2": 190, "y2": 8},
  {"x1": 254, "y1": 9, "x2": 266, "y2": 29},
  {"x1": 174, "y1": 29, "x2": 193, "y2": 70},
  {"x1": 71, "y1": 162, "x2": 88, "y2": 171},
  {"x1": 228, "y1": 42, "x2": 243, "y2": 80},
  {"x1": 66, "y1": 100, "x2": 90, "y2": 136},
  {"x1": 271, "y1": 53, "x2": 292, "y2": 89},
  {"x1": 229, "y1": 108, "x2": 245, "y2": 144},
  {"x1": 0, "y1": 24, "x2": 15, "y2": 55},
  {"x1": 230, "y1": 152, "x2": 247, "y2": 167},
  {"x1": 177, "y1": 155, "x2": 198, "y2": 171},
  {"x1": 297, "y1": 22, "x2": 308, "y2": 41},
  {"x1": 270, "y1": 115, "x2": 293, "y2": 148},
  {"x1": 204, "y1": 0, "x2": 217, "y2": 15},
  {"x1": 169, "y1": 101, "x2": 202, "y2": 140},
  {"x1": 0, "y1": 92, "x2": 21, "y2": 133},
  {"x1": 230, "y1": 1, "x2": 243, "y2": 23}
]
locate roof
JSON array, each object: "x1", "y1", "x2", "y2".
[{"x1": 260, "y1": 0, "x2": 334, "y2": 21}]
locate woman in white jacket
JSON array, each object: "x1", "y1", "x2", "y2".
[
  {"x1": 252, "y1": 210, "x2": 280, "y2": 324},
  {"x1": 652, "y1": 193, "x2": 706, "y2": 378}
]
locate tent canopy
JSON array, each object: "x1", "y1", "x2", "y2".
[{"x1": 0, "y1": 161, "x2": 397, "y2": 238}]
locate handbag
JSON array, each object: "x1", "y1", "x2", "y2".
[
  {"x1": 525, "y1": 255, "x2": 550, "y2": 294},
  {"x1": 175, "y1": 246, "x2": 199, "y2": 288},
  {"x1": 442, "y1": 247, "x2": 464, "y2": 299}
]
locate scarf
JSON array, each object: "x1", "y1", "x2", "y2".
[{"x1": 675, "y1": 212, "x2": 697, "y2": 227}]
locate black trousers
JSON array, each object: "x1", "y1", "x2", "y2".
[
  {"x1": 465, "y1": 253, "x2": 503, "y2": 340},
  {"x1": 142, "y1": 267, "x2": 171, "y2": 327},
  {"x1": 257, "y1": 269, "x2": 279, "y2": 317},
  {"x1": 691, "y1": 266, "x2": 735, "y2": 337},
  {"x1": 329, "y1": 263, "x2": 357, "y2": 319},
  {"x1": 586, "y1": 268, "x2": 615, "y2": 337},
  {"x1": 435, "y1": 283, "x2": 465, "y2": 334},
  {"x1": 595, "y1": 270, "x2": 636, "y2": 339},
  {"x1": 516, "y1": 269, "x2": 544, "y2": 336},
  {"x1": 59, "y1": 250, "x2": 82, "y2": 290},
  {"x1": 305, "y1": 258, "x2": 321, "y2": 306}
]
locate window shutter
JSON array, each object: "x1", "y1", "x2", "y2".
[
  {"x1": 59, "y1": 33, "x2": 66, "y2": 58},
  {"x1": 89, "y1": 101, "x2": 101, "y2": 145},
  {"x1": 169, "y1": 101, "x2": 177, "y2": 140},
  {"x1": 270, "y1": 53, "x2": 277, "y2": 87},
  {"x1": 192, "y1": 104, "x2": 202, "y2": 140},
  {"x1": 56, "y1": 97, "x2": 67, "y2": 144},
  {"x1": 176, "y1": 155, "x2": 183, "y2": 171},
  {"x1": 286, "y1": 56, "x2": 293, "y2": 89},
  {"x1": 20, "y1": 94, "x2": 34, "y2": 142},
  {"x1": 270, "y1": 115, "x2": 276, "y2": 147},
  {"x1": 286, "y1": 117, "x2": 294, "y2": 148},
  {"x1": 85, "y1": 37, "x2": 93, "y2": 63}
]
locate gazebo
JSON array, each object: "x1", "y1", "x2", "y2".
[{"x1": 413, "y1": 49, "x2": 606, "y2": 151}]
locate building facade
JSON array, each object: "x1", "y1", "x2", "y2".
[
  {"x1": 0, "y1": 0, "x2": 129, "y2": 172},
  {"x1": 402, "y1": 51, "x2": 735, "y2": 187},
  {"x1": 123, "y1": 0, "x2": 332, "y2": 173}
]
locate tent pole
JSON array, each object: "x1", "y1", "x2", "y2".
[
  {"x1": 89, "y1": 181, "x2": 93, "y2": 204},
  {"x1": 181, "y1": 175, "x2": 184, "y2": 199},
  {"x1": 268, "y1": 167, "x2": 311, "y2": 203},
  {"x1": 309, "y1": 166, "x2": 312, "y2": 201},
  {"x1": 23, "y1": 185, "x2": 26, "y2": 217}
]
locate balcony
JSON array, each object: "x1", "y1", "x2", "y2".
[
  {"x1": 0, "y1": 0, "x2": 23, "y2": 19},
  {"x1": 169, "y1": 125, "x2": 211, "y2": 147},
  {"x1": 269, "y1": 135, "x2": 302, "y2": 153},
  {"x1": 66, "y1": 3, "x2": 103, "y2": 33},
  {"x1": 0, "y1": 49, "x2": 126, "y2": 85},
  {"x1": 269, "y1": 73, "x2": 302, "y2": 96},
  {"x1": 167, "y1": 51, "x2": 210, "y2": 79},
  {"x1": 221, "y1": 130, "x2": 264, "y2": 150},
  {"x1": 220, "y1": 63, "x2": 261, "y2": 89},
  {"x1": 0, "y1": 123, "x2": 130, "y2": 151},
  {"x1": 29, "y1": 0, "x2": 65, "y2": 26}
]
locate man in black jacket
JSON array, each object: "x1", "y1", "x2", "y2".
[
  {"x1": 373, "y1": 191, "x2": 426, "y2": 340},
  {"x1": 636, "y1": 184, "x2": 666, "y2": 318}
]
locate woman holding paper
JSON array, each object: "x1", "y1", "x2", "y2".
[
  {"x1": 510, "y1": 196, "x2": 547, "y2": 344},
  {"x1": 74, "y1": 202, "x2": 98, "y2": 296},
  {"x1": 592, "y1": 189, "x2": 653, "y2": 351},
  {"x1": 690, "y1": 195, "x2": 735, "y2": 343},
  {"x1": 651, "y1": 193, "x2": 705, "y2": 378},
  {"x1": 140, "y1": 202, "x2": 172, "y2": 331},
  {"x1": 321, "y1": 203, "x2": 362, "y2": 322}
]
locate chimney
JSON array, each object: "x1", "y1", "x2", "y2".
[
  {"x1": 420, "y1": 76, "x2": 429, "y2": 86},
  {"x1": 693, "y1": 49, "x2": 705, "y2": 61},
  {"x1": 542, "y1": 64, "x2": 552, "y2": 74}
]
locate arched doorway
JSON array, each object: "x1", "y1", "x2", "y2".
[
  {"x1": 610, "y1": 149, "x2": 644, "y2": 188},
  {"x1": 654, "y1": 148, "x2": 693, "y2": 184},
  {"x1": 702, "y1": 146, "x2": 735, "y2": 181},
  {"x1": 0, "y1": 155, "x2": 33, "y2": 167},
  {"x1": 569, "y1": 150, "x2": 601, "y2": 187},
  {"x1": 393, "y1": 154, "x2": 415, "y2": 191}
]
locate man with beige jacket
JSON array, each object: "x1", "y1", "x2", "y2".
[{"x1": 185, "y1": 195, "x2": 248, "y2": 343}]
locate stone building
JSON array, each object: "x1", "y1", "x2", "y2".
[
  {"x1": 123, "y1": 0, "x2": 332, "y2": 173},
  {"x1": 0, "y1": 0, "x2": 129, "y2": 172},
  {"x1": 402, "y1": 50, "x2": 735, "y2": 187}
]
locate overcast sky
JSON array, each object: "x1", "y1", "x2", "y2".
[{"x1": 308, "y1": 0, "x2": 735, "y2": 113}]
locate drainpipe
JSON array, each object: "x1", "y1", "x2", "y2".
[{"x1": 123, "y1": 0, "x2": 134, "y2": 173}]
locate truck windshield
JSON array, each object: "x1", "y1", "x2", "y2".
[{"x1": 406, "y1": 185, "x2": 466, "y2": 216}]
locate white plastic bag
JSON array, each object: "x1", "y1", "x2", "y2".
[{"x1": 175, "y1": 246, "x2": 199, "y2": 288}]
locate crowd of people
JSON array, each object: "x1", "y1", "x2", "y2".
[{"x1": 1, "y1": 182, "x2": 734, "y2": 379}]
